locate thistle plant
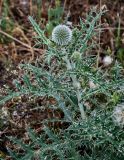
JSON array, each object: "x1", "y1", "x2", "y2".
[{"x1": 0, "y1": 9, "x2": 124, "y2": 160}]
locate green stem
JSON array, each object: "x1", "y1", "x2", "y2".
[{"x1": 63, "y1": 55, "x2": 85, "y2": 120}]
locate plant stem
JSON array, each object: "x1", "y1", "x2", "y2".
[
  {"x1": 76, "y1": 89, "x2": 86, "y2": 120},
  {"x1": 63, "y1": 55, "x2": 85, "y2": 120}
]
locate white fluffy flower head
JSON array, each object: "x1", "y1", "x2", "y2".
[
  {"x1": 113, "y1": 103, "x2": 124, "y2": 127},
  {"x1": 103, "y1": 56, "x2": 113, "y2": 66},
  {"x1": 52, "y1": 25, "x2": 72, "y2": 46}
]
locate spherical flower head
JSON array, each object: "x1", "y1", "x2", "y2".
[
  {"x1": 52, "y1": 25, "x2": 72, "y2": 46},
  {"x1": 103, "y1": 56, "x2": 113, "y2": 66},
  {"x1": 113, "y1": 103, "x2": 124, "y2": 127}
]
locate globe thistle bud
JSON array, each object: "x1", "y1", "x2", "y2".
[
  {"x1": 112, "y1": 103, "x2": 124, "y2": 127},
  {"x1": 52, "y1": 25, "x2": 72, "y2": 46},
  {"x1": 73, "y1": 81, "x2": 81, "y2": 90},
  {"x1": 89, "y1": 80, "x2": 97, "y2": 89},
  {"x1": 71, "y1": 51, "x2": 81, "y2": 61}
]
